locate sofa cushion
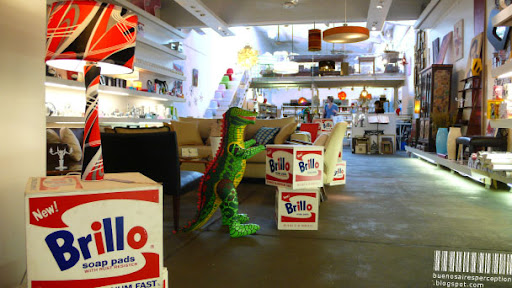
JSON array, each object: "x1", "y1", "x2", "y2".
[
  {"x1": 206, "y1": 121, "x2": 223, "y2": 145},
  {"x1": 47, "y1": 129, "x2": 61, "y2": 144},
  {"x1": 245, "y1": 117, "x2": 295, "y2": 140},
  {"x1": 178, "y1": 145, "x2": 212, "y2": 159},
  {"x1": 179, "y1": 118, "x2": 219, "y2": 141},
  {"x1": 274, "y1": 121, "x2": 297, "y2": 144},
  {"x1": 60, "y1": 127, "x2": 82, "y2": 161},
  {"x1": 254, "y1": 127, "x2": 280, "y2": 145},
  {"x1": 171, "y1": 121, "x2": 204, "y2": 146},
  {"x1": 246, "y1": 150, "x2": 266, "y2": 163}
]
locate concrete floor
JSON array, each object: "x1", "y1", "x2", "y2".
[{"x1": 163, "y1": 150, "x2": 512, "y2": 288}]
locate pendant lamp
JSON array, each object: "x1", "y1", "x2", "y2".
[
  {"x1": 273, "y1": 25, "x2": 299, "y2": 74},
  {"x1": 46, "y1": 1, "x2": 138, "y2": 181},
  {"x1": 238, "y1": 45, "x2": 258, "y2": 69},
  {"x1": 323, "y1": 0, "x2": 369, "y2": 43},
  {"x1": 360, "y1": 87, "x2": 368, "y2": 98},
  {"x1": 308, "y1": 23, "x2": 322, "y2": 51}
]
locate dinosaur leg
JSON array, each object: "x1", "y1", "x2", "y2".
[{"x1": 217, "y1": 180, "x2": 259, "y2": 237}]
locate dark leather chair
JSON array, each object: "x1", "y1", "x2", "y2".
[
  {"x1": 455, "y1": 128, "x2": 508, "y2": 160},
  {"x1": 101, "y1": 131, "x2": 203, "y2": 230}
]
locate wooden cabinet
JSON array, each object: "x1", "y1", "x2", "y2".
[{"x1": 417, "y1": 64, "x2": 453, "y2": 151}]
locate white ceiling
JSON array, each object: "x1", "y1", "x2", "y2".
[{"x1": 160, "y1": 0, "x2": 430, "y2": 28}]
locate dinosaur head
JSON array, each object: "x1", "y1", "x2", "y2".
[{"x1": 224, "y1": 107, "x2": 257, "y2": 126}]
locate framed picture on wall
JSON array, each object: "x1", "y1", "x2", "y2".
[
  {"x1": 192, "y1": 69, "x2": 198, "y2": 87},
  {"x1": 465, "y1": 33, "x2": 483, "y2": 78},
  {"x1": 453, "y1": 19, "x2": 464, "y2": 61}
]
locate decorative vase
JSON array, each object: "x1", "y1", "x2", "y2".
[
  {"x1": 436, "y1": 128, "x2": 448, "y2": 155},
  {"x1": 447, "y1": 127, "x2": 462, "y2": 160}
]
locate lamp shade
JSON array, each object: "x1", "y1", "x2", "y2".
[
  {"x1": 414, "y1": 100, "x2": 421, "y2": 114},
  {"x1": 273, "y1": 61, "x2": 299, "y2": 74},
  {"x1": 46, "y1": 1, "x2": 137, "y2": 75},
  {"x1": 308, "y1": 29, "x2": 322, "y2": 51},
  {"x1": 46, "y1": 1, "x2": 137, "y2": 181},
  {"x1": 323, "y1": 24, "x2": 370, "y2": 43},
  {"x1": 338, "y1": 91, "x2": 347, "y2": 100}
]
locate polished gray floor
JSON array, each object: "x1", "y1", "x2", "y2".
[{"x1": 163, "y1": 150, "x2": 512, "y2": 288}]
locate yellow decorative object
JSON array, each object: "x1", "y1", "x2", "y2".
[
  {"x1": 414, "y1": 100, "x2": 421, "y2": 114},
  {"x1": 238, "y1": 45, "x2": 258, "y2": 69},
  {"x1": 471, "y1": 58, "x2": 482, "y2": 76},
  {"x1": 487, "y1": 99, "x2": 503, "y2": 119}
]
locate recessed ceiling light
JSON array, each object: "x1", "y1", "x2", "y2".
[
  {"x1": 217, "y1": 26, "x2": 222, "y2": 30},
  {"x1": 190, "y1": 5, "x2": 195, "y2": 8},
  {"x1": 200, "y1": 13, "x2": 205, "y2": 16},
  {"x1": 372, "y1": 26, "x2": 376, "y2": 31},
  {"x1": 376, "y1": 1, "x2": 383, "y2": 8}
]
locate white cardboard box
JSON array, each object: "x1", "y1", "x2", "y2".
[
  {"x1": 313, "y1": 118, "x2": 334, "y2": 132},
  {"x1": 275, "y1": 187, "x2": 319, "y2": 230},
  {"x1": 25, "y1": 173, "x2": 163, "y2": 288},
  {"x1": 330, "y1": 160, "x2": 347, "y2": 186},
  {"x1": 266, "y1": 145, "x2": 324, "y2": 189}
]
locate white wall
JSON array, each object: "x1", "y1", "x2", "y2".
[
  {"x1": 174, "y1": 27, "x2": 272, "y2": 118},
  {"x1": 427, "y1": 0, "x2": 475, "y2": 91},
  {"x1": 0, "y1": 1, "x2": 46, "y2": 287}
]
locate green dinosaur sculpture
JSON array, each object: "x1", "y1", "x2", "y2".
[{"x1": 177, "y1": 107, "x2": 265, "y2": 237}]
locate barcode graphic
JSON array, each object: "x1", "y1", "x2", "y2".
[{"x1": 434, "y1": 250, "x2": 512, "y2": 275}]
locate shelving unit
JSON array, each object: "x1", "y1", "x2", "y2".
[
  {"x1": 406, "y1": 146, "x2": 512, "y2": 190},
  {"x1": 456, "y1": 76, "x2": 481, "y2": 135},
  {"x1": 490, "y1": 119, "x2": 512, "y2": 128},
  {"x1": 257, "y1": 103, "x2": 278, "y2": 118},
  {"x1": 112, "y1": 0, "x2": 185, "y2": 44},
  {"x1": 45, "y1": 77, "x2": 186, "y2": 102},
  {"x1": 492, "y1": 3, "x2": 512, "y2": 27},
  {"x1": 45, "y1": 0, "x2": 187, "y2": 123},
  {"x1": 47, "y1": 116, "x2": 171, "y2": 124}
]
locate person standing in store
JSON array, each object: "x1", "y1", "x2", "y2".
[{"x1": 323, "y1": 96, "x2": 338, "y2": 118}]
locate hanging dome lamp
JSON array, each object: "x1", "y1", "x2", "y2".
[{"x1": 323, "y1": 0, "x2": 369, "y2": 43}]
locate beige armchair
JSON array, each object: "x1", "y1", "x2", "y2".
[{"x1": 323, "y1": 122, "x2": 348, "y2": 185}]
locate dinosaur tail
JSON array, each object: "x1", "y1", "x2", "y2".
[{"x1": 174, "y1": 185, "x2": 221, "y2": 233}]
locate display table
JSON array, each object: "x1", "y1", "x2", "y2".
[
  {"x1": 25, "y1": 172, "x2": 167, "y2": 288},
  {"x1": 351, "y1": 113, "x2": 397, "y2": 154}
]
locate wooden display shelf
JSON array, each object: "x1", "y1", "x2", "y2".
[
  {"x1": 45, "y1": 77, "x2": 185, "y2": 102},
  {"x1": 491, "y1": 60, "x2": 512, "y2": 78},
  {"x1": 490, "y1": 119, "x2": 512, "y2": 129},
  {"x1": 406, "y1": 146, "x2": 512, "y2": 189},
  {"x1": 492, "y1": 3, "x2": 512, "y2": 27}
]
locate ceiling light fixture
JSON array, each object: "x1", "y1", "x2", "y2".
[
  {"x1": 308, "y1": 22, "x2": 322, "y2": 51},
  {"x1": 274, "y1": 25, "x2": 299, "y2": 74},
  {"x1": 376, "y1": 1, "x2": 383, "y2": 9},
  {"x1": 323, "y1": 0, "x2": 369, "y2": 43},
  {"x1": 283, "y1": 0, "x2": 298, "y2": 9},
  {"x1": 238, "y1": 45, "x2": 258, "y2": 69}
]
